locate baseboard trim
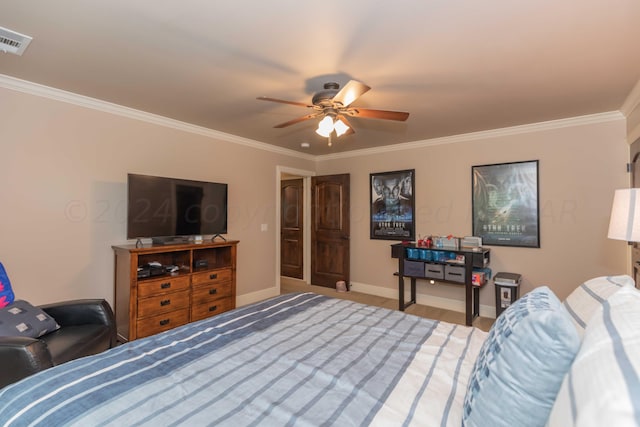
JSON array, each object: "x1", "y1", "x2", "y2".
[
  {"x1": 350, "y1": 281, "x2": 496, "y2": 319},
  {"x1": 236, "y1": 287, "x2": 279, "y2": 307},
  {"x1": 238, "y1": 281, "x2": 497, "y2": 319}
]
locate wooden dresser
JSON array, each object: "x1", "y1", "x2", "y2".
[{"x1": 112, "y1": 240, "x2": 238, "y2": 342}]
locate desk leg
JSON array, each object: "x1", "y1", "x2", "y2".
[
  {"x1": 398, "y1": 275, "x2": 417, "y2": 311},
  {"x1": 411, "y1": 277, "x2": 416, "y2": 305},
  {"x1": 464, "y1": 259, "x2": 473, "y2": 326},
  {"x1": 465, "y1": 283, "x2": 472, "y2": 326},
  {"x1": 473, "y1": 286, "x2": 480, "y2": 319},
  {"x1": 399, "y1": 275, "x2": 405, "y2": 311}
]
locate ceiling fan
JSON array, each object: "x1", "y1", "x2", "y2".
[{"x1": 257, "y1": 80, "x2": 409, "y2": 145}]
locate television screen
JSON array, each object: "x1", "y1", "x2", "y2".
[{"x1": 127, "y1": 173, "x2": 227, "y2": 241}]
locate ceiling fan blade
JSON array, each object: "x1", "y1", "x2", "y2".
[
  {"x1": 350, "y1": 108, "x2": 410, "y2": 121},
  {"x1": 257, "y1": 96, "x2": 313, "y2": 108},
  {"x1": 332, "y1": 80, "x2": 371, "y2": 107},
  {"x1": 273, "y1": 112, "x2": 322, "y2": 128}
]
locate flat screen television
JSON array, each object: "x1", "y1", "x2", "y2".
[{"x1": 127, "y1": 173, "x2": 228, "y2": 244}]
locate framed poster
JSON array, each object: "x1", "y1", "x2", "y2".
[
  {"x1": 472, "y1": 160, "x2": 540, "y2": 248},
  {"x1": 370, "y1": 169, "x2": 415, "y2": 240}
]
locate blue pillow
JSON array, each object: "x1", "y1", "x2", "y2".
[
  {"x1": 462, "y1": 286, "x2": 580, "y2": 427},
  {"x1": 0, "y1": 262, "x2": 15, "y2": 309},
  {"x1": 0, "y1": 300, "x2": 60, "y2": 338}
]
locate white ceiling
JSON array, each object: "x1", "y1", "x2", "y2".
[{"x1": 1, "y1": 1, "x2": 639, "y2": 155}]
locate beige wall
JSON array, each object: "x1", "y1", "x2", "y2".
[
  {"x1": 317, "y1": 116, "x2": 629, "y2": 313},
  {"x1": 0, "y1": 86, "x2": 314, "y2": 306},
  {"x1": 0, "y1": 82, "x2": 631, "y2": 317}
]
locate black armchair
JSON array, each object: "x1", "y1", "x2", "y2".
[{"x1": 0, "y1": 299, "x2": 116, "y2": 389}]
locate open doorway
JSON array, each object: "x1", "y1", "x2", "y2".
[
  {"x1": 281, "y1": 177, "x2": 304, "y2": 279},
  {"x1": 275, "y1": 166, "x2": 314, "y2": 293}
]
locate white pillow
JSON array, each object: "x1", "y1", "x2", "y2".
[
  {"x1": 563, "y1": 275, "x2": 634, "y2": 337},
  {"x1": 547, "y1": 286, "x2": 640, "y2": 427}
]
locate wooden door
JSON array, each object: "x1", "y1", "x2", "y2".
[
  {"x1": 311, "y1": 174, "x2": 350, "y2": 288},
  {"x1": 631, "y1": 138, "x2": 640, "y2": 288},
  {"x1": 281, "y1": 179, "x2": 304, "y2": 279}
]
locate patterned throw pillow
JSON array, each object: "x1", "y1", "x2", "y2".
[
  {"x1": 0, "y1": 262, "x2": 15, "y2": 309},
  {"x1": 563, "y1": 275, "x2": 634, "y2": 337},
  {"x1": 0, "y1": 300, "x2": 60, "y2": 338},
  {"x1": 462, "y1": 286, "x2": 581, "y2": 427}
]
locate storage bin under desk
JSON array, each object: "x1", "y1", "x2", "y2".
[
  {"x1": 424, "y1": 263, "x2": 444, "y2": 280},
  {"x1": 403, "y1": 260, "x2": 426, "y2": 277},
  {"x1": 444, "y1": 264, "x2": 465, "y2": 283}
]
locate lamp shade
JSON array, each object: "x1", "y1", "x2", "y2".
[{"x1": 608, "y1": 188, "x2": 640, "y2": 242}]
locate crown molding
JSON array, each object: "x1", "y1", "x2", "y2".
[
  {"x1": 621, "y1": 78, "x2": 640, "y2": 117},
  {"x1": 0, "y1": 74, "x2": 315, "y2": 162},
  {"x1": 316, "y1": 111, "x2": 624, "y2": 161},
  {"x1": 0, "y1": 74, "x2": 625, "y2": 163}
]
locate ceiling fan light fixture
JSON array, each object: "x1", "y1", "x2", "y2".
[
  {"x1": 316, "y1": 115, "x2": 334, "y2": 137},
  {"x1": 315, "y1": 127, "x2": 332, "y2": 138},
  {"x1": 258, "y1": 79, "x2": 408, "y2": 144},
  {"x1": 334, "y1": 118, "x2": 350, "y2": 137}
]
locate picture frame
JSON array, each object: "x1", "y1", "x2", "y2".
[
  {"x1": 370, "y1": 169, "x2": 415, "y2": 240},
  {"x1": 472, "y1": 160, "x2": 540, "y2": 248}
]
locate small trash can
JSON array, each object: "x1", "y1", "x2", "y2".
[
  {"x1": 494, "y1": 272, "x2": 522, "y2": 317},
  {"x1": 336, "y1": 280, "x2": 348, "y2": 292}
]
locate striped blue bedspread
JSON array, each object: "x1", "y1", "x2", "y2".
[{"x1": 0, "y1": 292, "x2": 487, "y2": 426}]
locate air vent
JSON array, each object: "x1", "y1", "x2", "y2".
[{"x1": 0, "y1": 26, "x2": 33, "y2": 56}]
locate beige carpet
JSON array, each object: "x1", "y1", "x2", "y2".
[{"x1": 280, "y1": 277, "x2": 494, "y2": 332}]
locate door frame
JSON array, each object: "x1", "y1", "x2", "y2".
[
  {"x1": 630, "y1": 137, "x2": 640, "y2": 285},
  {"x1": 275, "y1": 166, "x2": 315, "y2": 293}
]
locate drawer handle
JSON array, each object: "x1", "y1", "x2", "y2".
[
  {"x1": 208, "y1": 305, "x2": 218, "y2": 312},
  {"x1": 209, "y1": 273, "x2": 218, "y2": 280},
  {"x1": 160, "y1": 299, "x2": 171, "y2": 306},
  {"x1": 159, "y1": 319, "x2": 170, "y2": 326},
  {"x1": 160, "y1": 282, "x2": 171, "y2": 289},
  {"x1": 209, "y1": 288, "x2": 217, "y2": 295}
]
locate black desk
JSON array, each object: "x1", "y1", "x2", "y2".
[{"x1": 391, "y1": 243, "x2": 490, "y2": 326}]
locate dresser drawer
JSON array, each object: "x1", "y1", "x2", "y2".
[
  {"x1": 191, "y1": 281, "x2": 232, "y2": 304},
  {"x1": 191, "y1": 297, "x2": 234, "y2": 322},
  {"x1": 137, "y1": 289, "x2": 190, "y2": 318},
  {"x1": 137, "y1": 275, "x2": 190, "y2": 298},
  {"x1": 136, "y1": 308, "x2": 189, "y2": 339},
  {"x1": 191, "y1": 268, "x2": 232, "y2": 286}
]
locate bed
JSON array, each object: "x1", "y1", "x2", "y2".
[
  {"x1": 2, "y1": 275, "x2": 639, "y2": 427},
  {"x1": 0, "y1": 292, "x2": 486, "y2": 426}
]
